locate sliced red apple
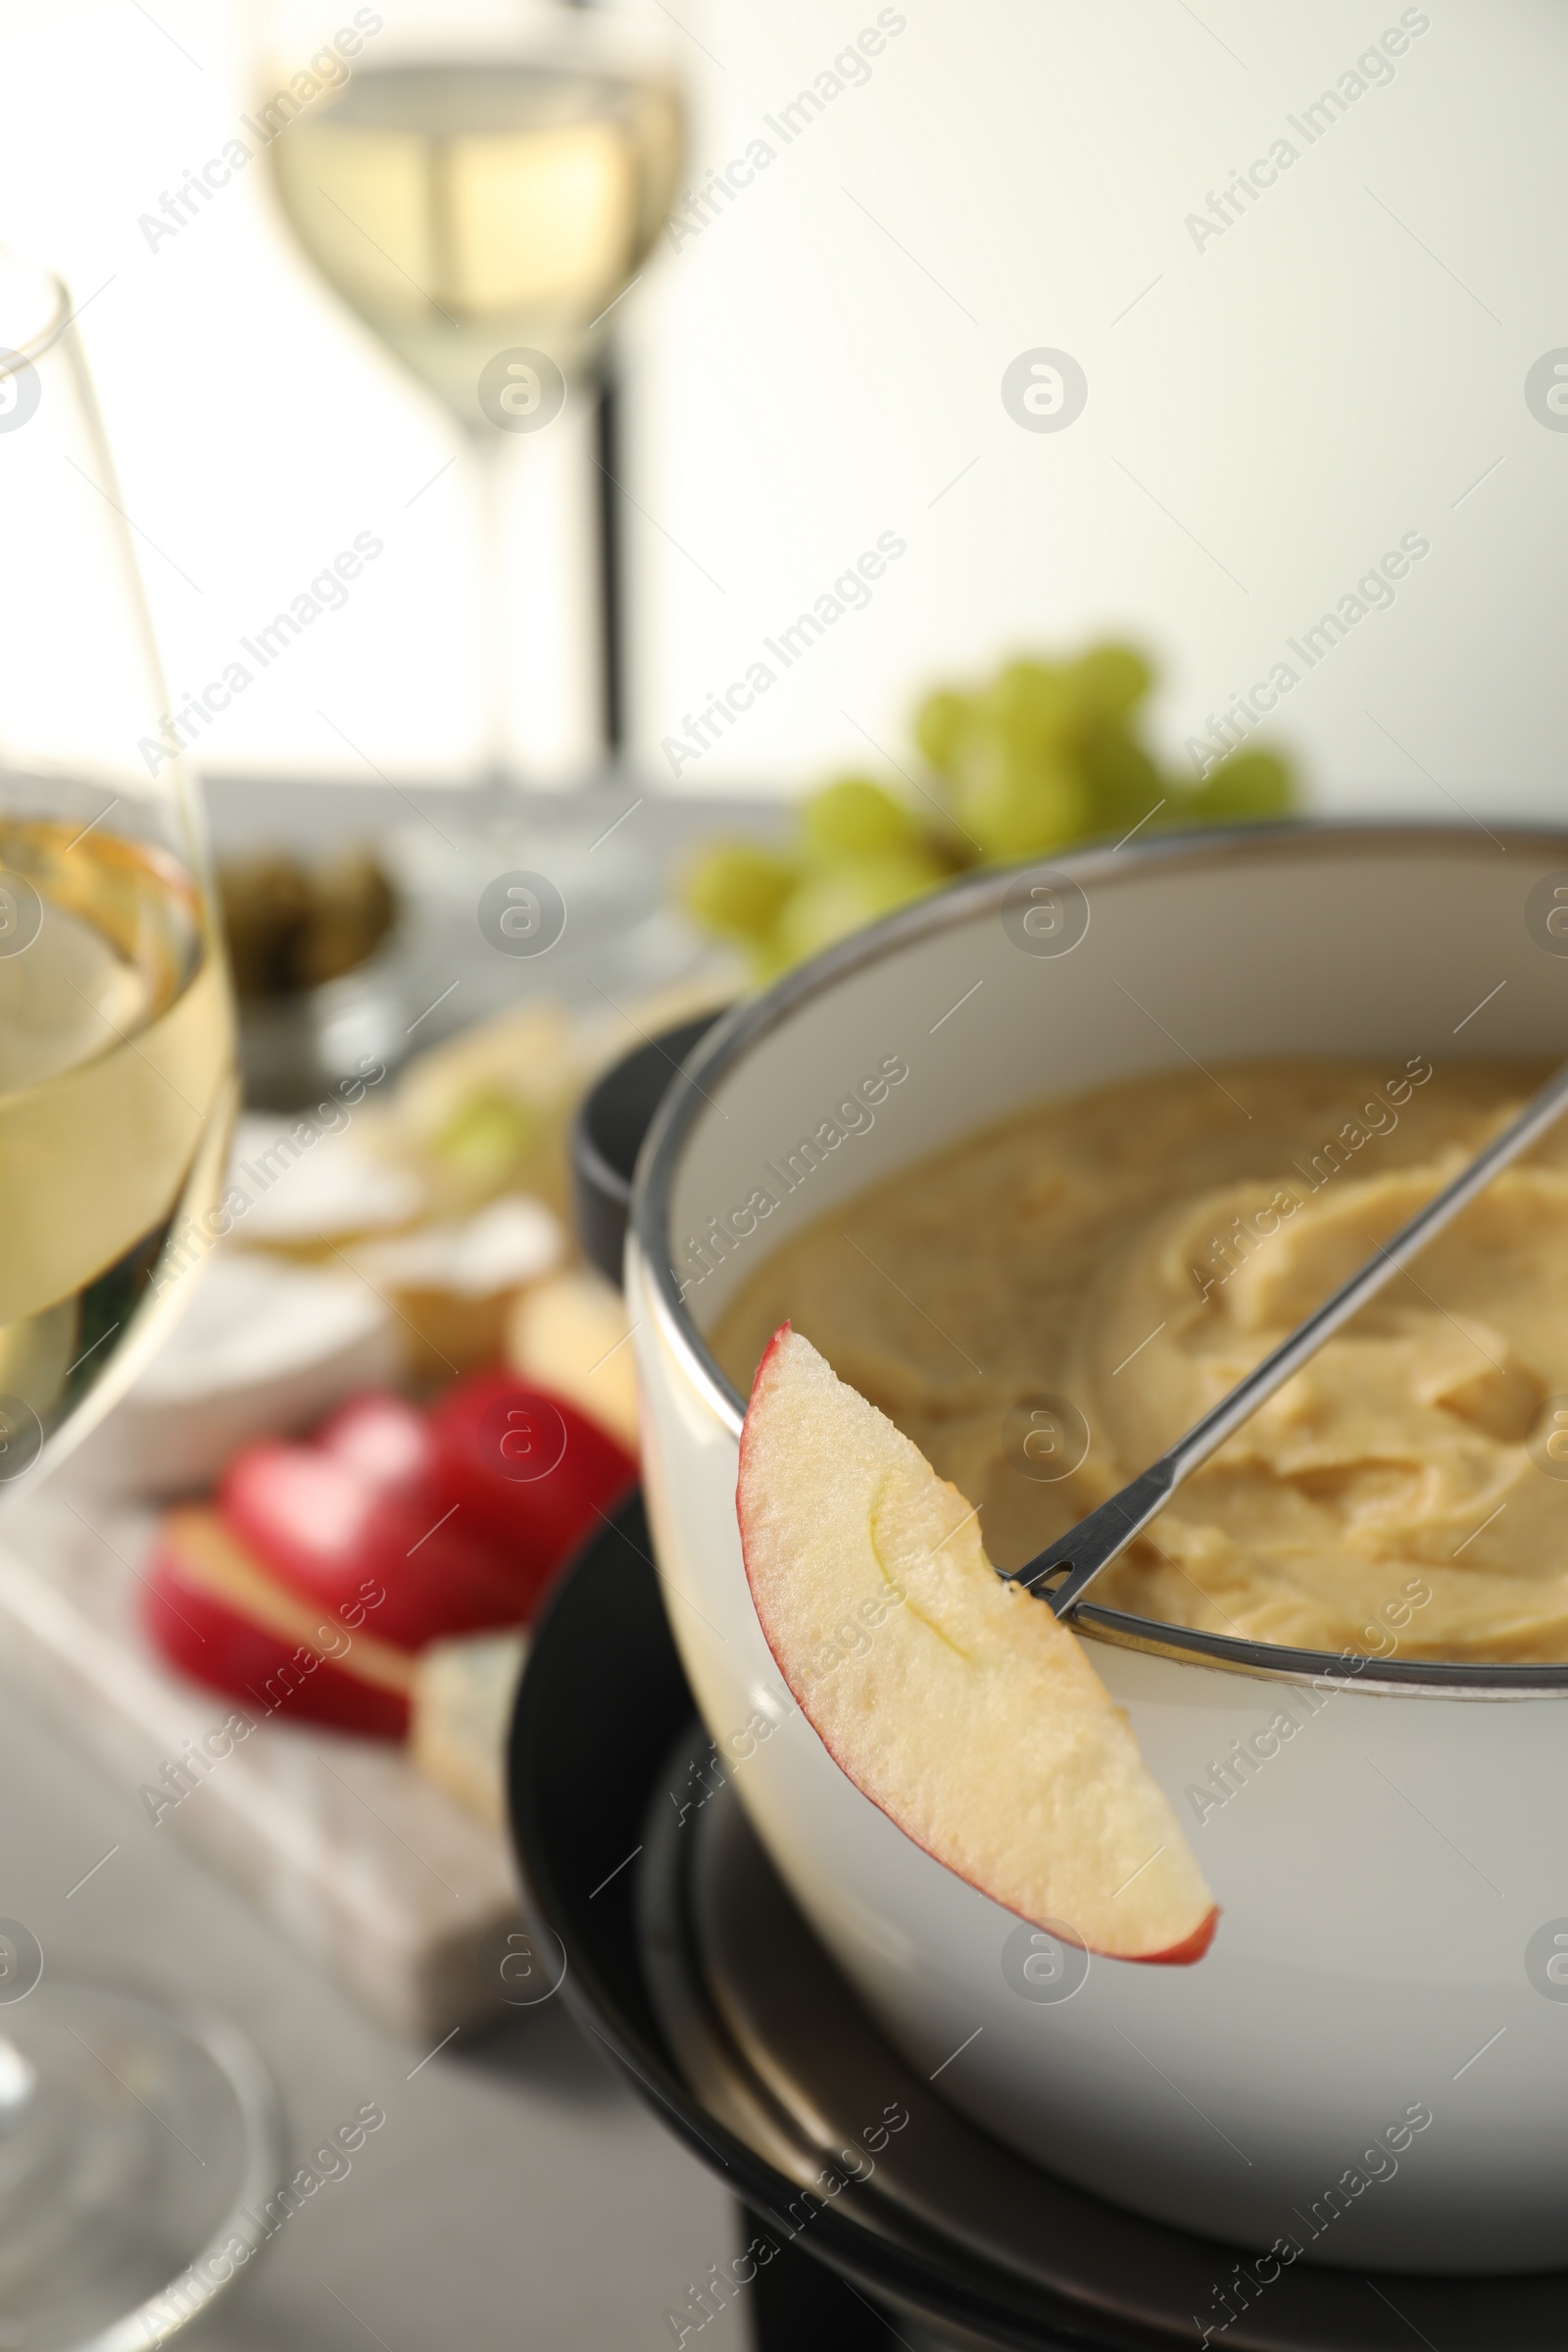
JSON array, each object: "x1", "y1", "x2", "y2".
[
  {"x1": 738, "y1": 1327, "x2": 1217, "y2": 1964},
  {"x1": 218, "y1": 1440, "x2": 529, "y2": 1650},
  {"x1": 146, "y1": 1506, "x2": 414, "y2": 1739},
  {"x1": 426, "y1": 1372, "x2": 636, "y2": 1608},
  {"x1": 318, "y1": 1390, "x2": 441, "y2": 1496}
]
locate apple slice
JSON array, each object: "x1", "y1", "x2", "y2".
[
  {"x1": 738, "y1": 1328, "x2": 1217, "y2": 1964},
  {"x1": 318, "y1": 1390, "x2": 441, "y2": 1497},
  {"x1": 146, "y1": 1507, "x2": 414, "y2": 1740},
  {"x1": 218, "y1": 1440, "x2": 529, "y2": 1650},
  {"x1": 427, "y1": 1372, "x2": 636, "y2": 1608}
]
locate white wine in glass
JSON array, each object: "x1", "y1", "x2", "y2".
[
  {"x1": 0, "y1": 820, "x2": 231, "y2": 1450},
  {"x1": 270, "y1": 53, "x2": 683, "y2": 424},
  {"x1": 0, "y1": 256, "x2": 279, "y2": 2347},
  {"x1": 262, "y1": 3, "x2": 685, "y2": 781}
]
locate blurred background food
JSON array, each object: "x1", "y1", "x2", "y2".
[
  {"x1": 507, "y1": 1266, "x2": 639, "y2": 1449},
  {"x1": 145, "y1": 1370, "x2": 634, "y2": 1736},
  {"x1": 411, "y1": 1628, "x2": 529, "y2": 1830},
  {"x1": 380, "y1": 1000, "x2": 593, "y2": 1218},
  {"x1": 682, "y1": 643, "x2": 1294, "y2": 979},
  {"x1": 218, "y1": 846, "x2": 399, "y2": 997}
]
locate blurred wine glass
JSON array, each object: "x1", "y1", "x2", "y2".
[
  {"x1": 0, "y1": 253, "x2": 280, "y2": 2345},
  {"x1": 260, "y1": 0, "x2": 685, "y2": 783},
  {"x1": 0, "y1": 258, "x2": 236, "y2": 1465}
]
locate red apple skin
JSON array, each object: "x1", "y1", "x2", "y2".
[
  {"x1": 218, "y1": 1441, "x2": 530, "y2": 1649},
  {"x1": 426, "y1": 1373, "x2": 636, "y2": 1611},
  {"x1": 1140, "y1": 1910, "x2": 1219, "y2": 1966},
  {"x1": 144, "y1": 1536, "x2": 409, "y2": 1739},
  {"x1": 317, "y1": 1391, "x2": 441, "y2": 1498},
  {"x1": 738, "y1": 1323, "x2": 1217, "y2": 1970}
]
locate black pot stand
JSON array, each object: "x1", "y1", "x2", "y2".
[{"x1": 509, "y1": 1497, "x2": 1568, "y2": 2352}]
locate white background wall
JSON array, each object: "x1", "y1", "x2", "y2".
[{"x1": 1, "y1": 0, "x2": 1564, "y2": 817}]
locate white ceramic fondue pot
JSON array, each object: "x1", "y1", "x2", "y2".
[{"x1": 628, "y1": 824, "x2": 1568, "y2": 2275}]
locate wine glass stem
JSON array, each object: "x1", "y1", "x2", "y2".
[{"x1": 471, "y1": 426, "x2": 514, "y2": 791}]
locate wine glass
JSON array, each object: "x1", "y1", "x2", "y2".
[
  {"x1": 260, "y1": 0, "x2": 685, "y2": 784},
  {"x1": 0, "y1": 254, "x2": 280, "y2": 2347}
]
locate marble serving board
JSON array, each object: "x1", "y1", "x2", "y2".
[{"x1": 0, "y1": 1482, "x2": 525, "y2": 2044}]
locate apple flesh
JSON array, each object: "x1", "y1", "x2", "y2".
[{"x1": 738, "y1": 1327, "x2": 1217, "y2": 1964}]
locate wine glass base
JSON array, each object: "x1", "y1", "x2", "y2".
[{"x1": 0, "y1": 1978, "x2": 282, "y2": 2351}]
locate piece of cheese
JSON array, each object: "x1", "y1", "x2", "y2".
[
  {"x1": 505, "y1": 1269, "x2": 639, "y2": 1450},
  {"x1": 411, "y1": 1632, "x2": 528, "y2": 1830}
]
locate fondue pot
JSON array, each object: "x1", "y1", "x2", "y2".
[{"x1": 627, "y1": 824, "x2": 1568, "y2": 2273}]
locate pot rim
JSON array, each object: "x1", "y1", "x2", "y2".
[{"x1": 632, "y1": 817, "x2": 1568, "y2": 1697}]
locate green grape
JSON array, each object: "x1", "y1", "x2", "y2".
[
  {"x1": 775, "y1": 849, "x2": 944, "y2": 966},
  {"x1": 745, "y1": 926, "x2": 796, "y2": 985},
  {"x1": 802, "y1": 777, "x2": 921, "y2": 862},
  {"x1": 951, "y1": 742, "x2": 1088, "y2": 862},
  {"x1": 1080, "y1": 727, "x2": 1163, "y2": 835},
  {"x1": 1190, "y1": 749, "x2": 1294, "y2": 821},
  {"x1": 980, "y1": 660, "x2": 1078, "y2": 755},
  {"x1": 1074, "y1": 644, "x2": 1152, "y2": 722},
  {"x1": 682, "y1": 842, "x2": 798, "y2": 940},
  {"x1": 914, "y1": 688, "x2": 970, "y2": 777}
]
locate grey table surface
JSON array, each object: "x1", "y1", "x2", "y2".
[
  {"x1": 4, "y1": 777, "x2": 770, "y2": 2351},
  {"x1": 198, "y1": 772, "x2": 782, "y2": 857},
  {"x1": 0, "y1": 1662, "x2": 749, "y2": 2351},
  {"x1": 204, "y1": 773, "x2": 777, "y2": 1096}
]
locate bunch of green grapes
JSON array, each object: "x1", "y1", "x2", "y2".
[
  {"x1": 683, "y1": 778, "x2": 956, "y2": 980},
  {"x1": 915, "y1": 647, "x2": 1290, "y2": 857},
  {"x1": 683, "y1": 647, "x2": 1293, "y2": 980}
]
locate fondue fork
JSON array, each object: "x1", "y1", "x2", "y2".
[{"x1": 1015, "y1": 1054, "x2": 1568, "y2": 1621}]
